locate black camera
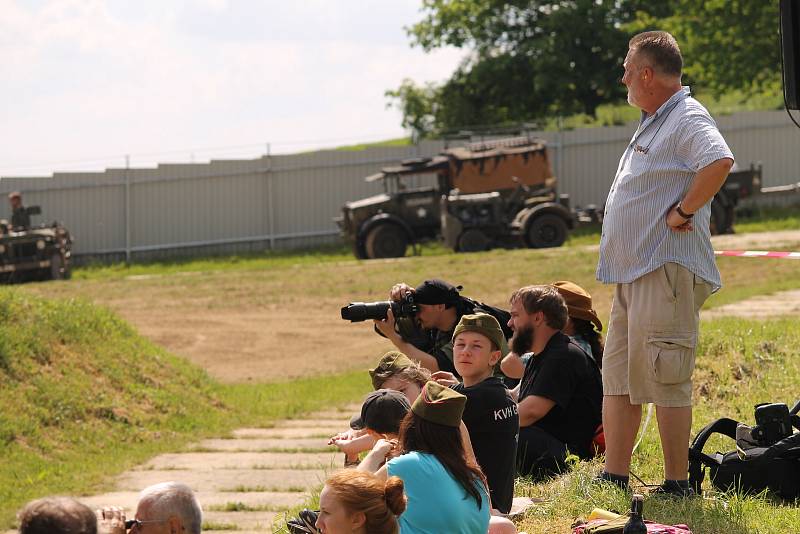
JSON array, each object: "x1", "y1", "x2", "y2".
[
  {"x1": 751, "y1": 403, "x2": 793, "y2": 446},
  {"x1": 341, "y1": 293, "x2": 419, "y2": 322}
]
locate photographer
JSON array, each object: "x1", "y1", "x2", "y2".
[{"x1": 373, "y1": 279, "x2": 509, "y2": 378}]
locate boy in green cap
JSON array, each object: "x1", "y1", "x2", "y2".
[{"x1": 436, "y1": 313, "x2": 519, "y2": 515}]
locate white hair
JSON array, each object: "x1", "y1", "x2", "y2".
[{"x1": 139, "y1": 482, "x2": 202, "y2": 534}]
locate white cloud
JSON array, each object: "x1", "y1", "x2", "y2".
[{"x1": 0, "y1": 0, "x2": 464, "y2": 175}]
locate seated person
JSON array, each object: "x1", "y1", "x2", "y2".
[
  {"x1": 433, "y1": 313, "x2": 518, "y2": 514},
  {"x1": 350, "y1": 389, "x2": 411, "y2": 469},
  {"x1": 316, "y1": 470, "x2": 406, "y2": 534},
  {"x1": 373, "y1": 279, "x2": 510, "y2": 378},
  {"x1": 502, "y1": 280, "x2": 603, "y2": 379},
  {"x1": 96, "y1": 482, "x2": 202, "y2": 534},
  {"x1": 359, "y1": 381, "x2": 516, "y2": 534},
  {"x1": 508, "y1": 286, "x2": 602, "y2": 480},
  {"x1": 329, "y1": 350, "x2": 430, "y2": 465},
  {"x1": 18, "y1": 497, "x2": 96, "y2": 534}
]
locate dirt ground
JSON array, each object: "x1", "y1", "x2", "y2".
[{"x1": 22, "y1": 230, "x2": 800, "y2": 384}]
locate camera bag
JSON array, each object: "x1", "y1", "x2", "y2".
[{"x1": 688, "y1": 404, "x2": 800, "y2": 499}]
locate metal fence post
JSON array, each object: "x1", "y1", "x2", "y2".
[
  {"x1": 265, "y1": 143, "x2": 276, "y2": 250},
  {"x1": 125, "y1": 155, "x2": 131, "y2": 264}
]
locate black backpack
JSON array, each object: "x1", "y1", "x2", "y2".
[
  {"x1": 461, "y1": 297, "x2": 513, "y2": 340},
  {"x1": 688, "y1": 401, "x2": 800, "y2": 500}
]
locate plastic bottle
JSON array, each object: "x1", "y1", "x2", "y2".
[{"x1": 622, "y1": 494, "x2": 647, "y2": 534}]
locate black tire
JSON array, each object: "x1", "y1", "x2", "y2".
[
  {"x1": 49, "y1": 253, "x2": 65, "y2": 280},
  {"x1": 526, "y1": 214, "x2": 568, "y2": 248},
  {"x1": 353, "y1": 240, "x2": 369, "y2": 260},
  {"x1": 365, "y1": 224, "x2": 408, "y2": 259},
  {"x1": 710, "y1": 200, "x2": 732, "y2": 235},
  {"x1": 457, "y1": 229, "x2": 490, "y2": 253}
]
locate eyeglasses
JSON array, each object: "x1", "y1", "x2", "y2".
[{"x1": 125, "y1": 518, "x2": 169, "y2": 530}]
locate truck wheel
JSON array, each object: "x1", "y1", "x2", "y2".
[
  {"x1": 353, "y1": 240, "x2": 369, "y2": 260},
  {"x1": 365, "y1": 224, "x2": 408, "y2": 259},
  {"x1": 457, "y1": 229, "x2": 490, "y2": 253},
  {"x1": 49, "y1": 253, "x2": 65, "y2": 280},
  {"x1": 526, "y1": 214, "x2": 568, "y2": 248},
  {"x1": 710, "y1": 201, "x2": 733, "y2": 235}
]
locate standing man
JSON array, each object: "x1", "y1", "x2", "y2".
[
  {"x1": 596, "y1": 31, "x2": 734, "y2": 495},
  {"x1": 9, "y1": 191, "x2": 30, "y2": 230}
]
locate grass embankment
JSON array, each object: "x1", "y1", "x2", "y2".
[{"x1": 0, "y1": 288, "x2": 368, "y2": 527}]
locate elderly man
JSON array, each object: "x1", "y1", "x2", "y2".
[
  {"x1": 596, "y1": 31, "x2": 734, "y2": 496},
  {"x1": 97, "y1": 482, "x2": 202, "y2": 534},
  {"x1": 18, "y1": 497, "x2": 97, "y2": 534}
]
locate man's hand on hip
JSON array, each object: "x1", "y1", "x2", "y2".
[{"x1": 666, "y1": 205, "x2": 694, "y2": 232}]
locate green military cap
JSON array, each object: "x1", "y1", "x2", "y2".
[
  {"x1": 452, "y1": 313, "x2": 505, "y2": 352},
  {"x1": 411, "y1": 381, "x2": 466, "y2": 427},
  {"x1": 369, "y1": 350, "x2": 414, "y2": 390}
]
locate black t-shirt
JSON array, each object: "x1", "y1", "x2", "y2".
[
  {"x1": 519, "y1": 332, "x2": 602, "y2": 459},
  {"x1": 453, "y1": 376, "x2": 518, "y2": 513}
]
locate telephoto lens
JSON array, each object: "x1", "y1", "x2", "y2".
[{"x1": 340, "y1": 301, "x2": 392, "y2": 322}]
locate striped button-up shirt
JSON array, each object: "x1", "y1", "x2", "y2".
[{"x1": 596, "y1": 86, "x2": 733, "y2": 291}]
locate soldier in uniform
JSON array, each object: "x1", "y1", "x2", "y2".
[{"x1": 9, "y1": 191, "x2": 31, "y2": 230}]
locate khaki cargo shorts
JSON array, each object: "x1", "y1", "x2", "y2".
[{"x1": 602, "y1": 262, "x2": 712, "y2": 407}]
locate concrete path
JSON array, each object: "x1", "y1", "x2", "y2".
[{"x1": 23, "y1": 406, "x2": 358, "y2": 534}]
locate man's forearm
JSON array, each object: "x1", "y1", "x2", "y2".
[{"x1": 680, "y1": 158, "x2": 734, "y2": 213}]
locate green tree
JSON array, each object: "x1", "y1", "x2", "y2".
[
  {"x1": 659, "y1": 0, "x2": 781, "y2": 97},
  {"x1": 388, "y1": 0, "x2": 671, "y2": 137}
]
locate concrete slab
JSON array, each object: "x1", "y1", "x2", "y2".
[
  {"x1": 203, "y1": 510, "x2": 278, "y2": 530},
  {"x1": 76, "y1": 490, "x2": 307, "y2": 511},
  {"x1": 192, "y1": 437, "x2": 334, "y2": 452},
  {"x1": 116, "y1": 468, "x2": 327, "y2": 492},
  {"x1": 232, "y1": 427, "x2": 340, "y2": 439},
  {"x1": 139, "y1": 451, "x2": 344, "y2": 470}
]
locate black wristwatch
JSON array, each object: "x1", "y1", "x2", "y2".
[{"x1": 675, "y1": 202, "x2": 694, "y2": 220}]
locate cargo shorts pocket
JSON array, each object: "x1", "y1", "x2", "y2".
[{"x1": 647, "y1": 332, "x2": 696, "y2": 385}]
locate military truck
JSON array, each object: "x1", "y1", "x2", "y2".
[
  {"x1": 0, "y1": 207, "x2": 73, "y2": 283},
  {"x1": 336, "y1": 137, "x2": 574, "y2": 259}
]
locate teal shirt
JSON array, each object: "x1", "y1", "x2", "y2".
[{"x1": 387, "y1": 451, "x2": 490, "y2": 534}]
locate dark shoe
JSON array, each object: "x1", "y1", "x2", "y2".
[
  {"x1": 593, "y1": 471, "x2": 629, "y2": 491},
  {"x1": 650, "y1": 481, "x2": 696, "y2": 498}
]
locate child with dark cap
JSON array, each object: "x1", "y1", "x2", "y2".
[
  {"x1": 359, "y1": 381, "x2": 517, "y2": 534},
  {"x1": 439, "y1": 313, "x2": 519, "y2": 515},
  {"x1": 329, "y1": 351, "x2": 430, "y2": 466}
]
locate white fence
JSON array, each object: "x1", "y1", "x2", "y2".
[{"x1": 1, "y1": 110, "x2": 798, "y2": 262}]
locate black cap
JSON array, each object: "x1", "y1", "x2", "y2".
[
  {"x1": 414, "y1": 279, "x2": 462, "y2": 305},
  {"x1": 350, "y1": 389, "x2": 411, "y2": 434}
]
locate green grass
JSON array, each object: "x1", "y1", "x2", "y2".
[
  {"x1": 734, "y1": 206, "x2": 800, "y2": 234},
  {"x1": 0, "y1": 287, "x2": 368, "y2": 528},
  {"x1": 515, "y1": 316, "x2": 800, "y2": 534}
]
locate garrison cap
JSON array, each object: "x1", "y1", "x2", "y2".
[
  {"x1": 350, "y1": 389, "x2": 411, "y2": 434},
  {"x1": 414, "y1": 279, "x2": 462, "y2": 305},
  {"x1": 411, "y1": 381, "x2": 466, "y2": 428},
  {"x1": 552, "y1": 281, "x2": 603, "y2": 331},
  {"x1": 369, "y1": 351, "x2": 414, "y2": 390},
  {"x1": 452, "y1": 313, "x2": 505, "y2": 351}
]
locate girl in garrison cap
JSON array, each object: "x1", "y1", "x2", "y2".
[{"x1": 358, "y1": 381, "x2": 517, "y2": 534}]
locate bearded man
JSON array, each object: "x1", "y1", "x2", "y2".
[{"x1": 509, "y1": 285, "x2": 603, "y2": 479}]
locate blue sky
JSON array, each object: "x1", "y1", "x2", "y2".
[{"x1": 0, "y1": 1, "x2": 463, "y2": 175}]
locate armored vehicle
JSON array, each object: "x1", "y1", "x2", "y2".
[
  {"x1": 336, "y1": 137, "x2": 573, "y2": 259},
  {"x1": 0, "y1": 207, "x2": 73, "y2": 283}
]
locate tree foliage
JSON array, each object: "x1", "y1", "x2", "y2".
[{"x1": 388, "y1": 0, "x2": 781, "y2": 138}]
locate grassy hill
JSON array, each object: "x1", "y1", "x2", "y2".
[{"x1": 0, "y1": 287, "x2": 367, "y2": 527}]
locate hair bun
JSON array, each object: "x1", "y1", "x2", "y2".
[{"x1": 384, "y1": 476, "x2": 407, "y2": 516}]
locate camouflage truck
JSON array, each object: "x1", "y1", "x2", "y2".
[
  {"x1": 336, "y1": 137, "x2": 574, "y2": 259},
  {"x1": 0, "y1": 206, "x2": 73, "y2": 283}
]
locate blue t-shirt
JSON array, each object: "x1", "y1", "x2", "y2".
[{"x1": 387, "y1": 451, "x2": 490, "y2": 534}]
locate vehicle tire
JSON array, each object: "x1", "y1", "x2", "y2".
[
  {"x1": 49, "y1": 253, "x2": 65, "y2": 280},
  {"x1": 526, "y1": 214, "x2": 568, "y2": 248},
  {"x1": 353, "y1": 240, "x2": 369, "y2": 260},
  {"x1": 457, "y1": 229, "x2": 490, "y2": 253},
  {"x1": 365, "y1": 224, "x2": 408, "y2": 259},
  {"x1": 710, "y1": 200, "x2": 732, "y2": 235}
]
